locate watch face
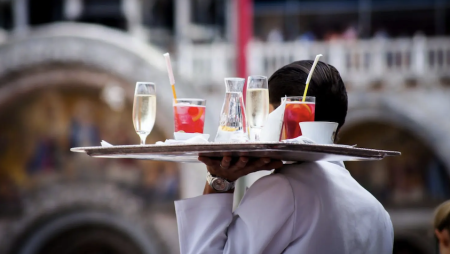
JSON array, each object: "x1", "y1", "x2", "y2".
[{"x1": 212, "y1": 178, "x2": 228, "y2": 191}]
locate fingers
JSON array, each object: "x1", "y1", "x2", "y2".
[
  {"x1": 239, "y1": 158, "x2": 269, "y2": 175},
  {"x1": 198, "y1": 156, "x2": 216, "y2": 167},
  {"x1": 198, "y1": 156, "x2": 284, "y2": 181},
  {"x1": 258, "y1": 157, "x2": 271, "y2": 167},
  {"x1": 239, "y1": 158, "x2": 283, "y2": 175},
  {"x1": 233, "y1": 157, "x2": 249, "y2": 169},
  {"x1": 220, "y1": 156, "x2": 232, "y2": 169},
  {"x1": 263, "y1": 160, "x2": 284, "y2": 170}
]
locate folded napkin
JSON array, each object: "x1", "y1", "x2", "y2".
[
  {"x1": 101, "y1": 140, "x2": 114, "y2": 147},
  {"x1": 260, "y1": 101, "x2": 286, "y2": 142}
]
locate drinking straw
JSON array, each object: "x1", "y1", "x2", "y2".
[
  {"x1": 302, "y1": 54, "x2": 323, "y2": 102},
  {"x1": 163, "y1": 53, "x2": 178, "y2": 100}
]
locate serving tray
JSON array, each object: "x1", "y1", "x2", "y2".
[{"x1": 70, "y1": 142, "x2": 400, "y2": 163}]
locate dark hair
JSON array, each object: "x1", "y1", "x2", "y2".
[{"x1": 268, "y1": 60, "x2": 348, "y2": 131}]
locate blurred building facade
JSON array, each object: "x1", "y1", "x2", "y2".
[{"x1": 0, "y1": 0, "x2": 449, "y2": 254}]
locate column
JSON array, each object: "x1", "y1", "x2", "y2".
[{"x1": 175, "y1": 0, "x2": 191, "y2": 42}]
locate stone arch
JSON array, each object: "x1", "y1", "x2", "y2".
[
  {"x1": 340, "y1": 91, "x2": 450, "y2": 254},
  {"x1": 0, "y1": 22, "x2": 217, "y2": 137},
  {"x1": 344, "y1": 90, "x2": 450, "y2": 175},
  {"x1": 0, "y1": 21, "x2": 219, "y2": 203},
  {"x1": 0, "y1": 22, "x2": 208, "y2": 254}
]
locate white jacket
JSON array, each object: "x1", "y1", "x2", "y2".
[{"x1": 175, "y1": 161, "x2": 394, "y2": 254}]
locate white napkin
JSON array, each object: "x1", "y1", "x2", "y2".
[
  {"x1": 260, "y1": 101, "x2": 286, "y2": 142},
  {"x1": 100, "y1": 135, "x2": 209, "y2": 147},
  {"x1": 156, "y1": 134, "x2": 210, "y2": 145},
  {"x1": 101, "y1": 140, "x2": 114, "y2": 147},
  {"x1": 281, "y1": 136, "x2": 316, "y2": 144},
  {"x1": 281, "y1": 136, "x2": 357, "y2": 148}
]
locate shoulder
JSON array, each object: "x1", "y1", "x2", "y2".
[
  {"x1": 281, "y1": 161, "x2": 346, "y2": 171},
  {"x1": 254, "y1": 172, "x2": 291, "y2": 184},
  {"x1": 280, "y1": 161, "x2": 351, "y2": 181},
  {"x1": 247, "y1": 173, "x2": 293, "y2": 197},
  {"x1": 233, "y1": 174, "x2": 296, "y2": 231},
  {"x1": 236, "y1": 174, "x2": 294, "y2": 214}
]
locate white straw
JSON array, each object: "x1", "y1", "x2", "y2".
[
  {"x1": 163, "y1": 53, "x2": 176, "y2": 85},
  {"x1": 305, "y1": 54, "x2": 322, "y2": 85}
]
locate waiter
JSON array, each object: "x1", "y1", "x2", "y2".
[{"x1": 175, "y1": 61, "x2": 394, "y2": 254}]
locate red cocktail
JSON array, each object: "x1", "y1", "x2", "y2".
[
  {"x1": 282, "y1": 96, "x2": 315, "y2": 139},
  {"x1": 174, "y1": 99, "x2": 206, "y2": 133}
]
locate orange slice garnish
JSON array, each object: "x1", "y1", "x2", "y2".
[
  {"x1": 302, "y1": 103, "x2": 312, "y2": 114},
  {"x1": 287, "y1": 103, "x2": 312, "y2": 114},
  {"x1": 188, "y1": 107, "x2": 203, "y2": 122}
]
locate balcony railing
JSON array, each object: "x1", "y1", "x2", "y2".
[{"x1": 176, "y1": 36, "x2": 450, "y2": 89}]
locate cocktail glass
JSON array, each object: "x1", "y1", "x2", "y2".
[
  {"x1": 281, "y1": 96, "x2": 315, "y2": 139},
  {"x1": 173, "y1": 98, "x2": 206, "y2": 134}
]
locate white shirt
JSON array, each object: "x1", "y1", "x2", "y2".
[{"x1": 175, "y1": 161, "x2": 394, "y2": 254}]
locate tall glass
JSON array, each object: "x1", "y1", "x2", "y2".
[
  {"x1": 132, "y1": 82, "x2": 156, "y2": 145},
  {"x1": 282, "y1": 96, "x2": 315, "y2": 139},
  {"x1": 173, "y1": 98, "x2": 206, "y2": 133},
  {"x1": 215, "y1": 78, "x2": 248, "y2": 142},
  {"x1": 246, "y1": 75, "x2": 269, "y2": 141}
]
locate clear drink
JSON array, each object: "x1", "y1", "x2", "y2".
[
  {"x1": 246, "y1": 89, "x2": 269, "y2": 127},
  {"x1": 133, "y1": 82, "x2": 156, "y2": 145},
  {"x1": 245, "y1": 76, "x2": 268, "y2": 141},
  {"x1": 215, "y1": 92, "x2": 248, "y2": 141},
  {"x1": 215, "y1": 78, "x2": 249, "y2": 142},
  {"x1": 133, "y1": 94, "x2": 156, "y2": 139}
]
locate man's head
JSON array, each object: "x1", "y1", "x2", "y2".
[
  {"x1": 434, "y1": 201, "x2": 450, "y2": 254},
  {"x1": 268, "y1": 60, "x2": 348, "y2": 132}
]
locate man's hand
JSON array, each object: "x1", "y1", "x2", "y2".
[{"x1": 198, "y1": 156, "x2": 283, "y2": 182}]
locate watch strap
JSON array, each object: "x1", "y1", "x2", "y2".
[{"x1": 206, "y1": 172, "x2": 235, "y2": 192}]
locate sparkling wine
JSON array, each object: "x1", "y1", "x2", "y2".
[
  {"x1": 246, "y1": 88, "x2": 269, "y2": 128},
  {"x1": 133, "y1": 94, "x2": 156, "y2": 136}
]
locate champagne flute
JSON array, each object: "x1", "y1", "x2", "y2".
[
  {"x1": 245, "y1": 75, "x2": 269, "y2": 141},
  {"x1": 132, "y1": 82, "x2": 156, "y2": 145}
]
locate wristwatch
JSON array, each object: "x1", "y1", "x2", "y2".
[{"x1": 206, "y1": 172, "x2": 235, "y2": 192}]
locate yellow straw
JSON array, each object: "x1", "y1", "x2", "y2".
[
  {"x1": 163, "y1": 53, "x2": 177, "y2": 101},
  {"x1": 171, "y1": 85, "x2": 177, "y2": 100},
  {"x1": 302, "y1": 54, "x2": 323, "y2": 102}
]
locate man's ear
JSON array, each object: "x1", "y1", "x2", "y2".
[
  {"x1": 435, "y1": 229, "x2": 450, "y2": 247},
  {"x1": 269, "y1": 104, "x2": 275, "y2": 113}
]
